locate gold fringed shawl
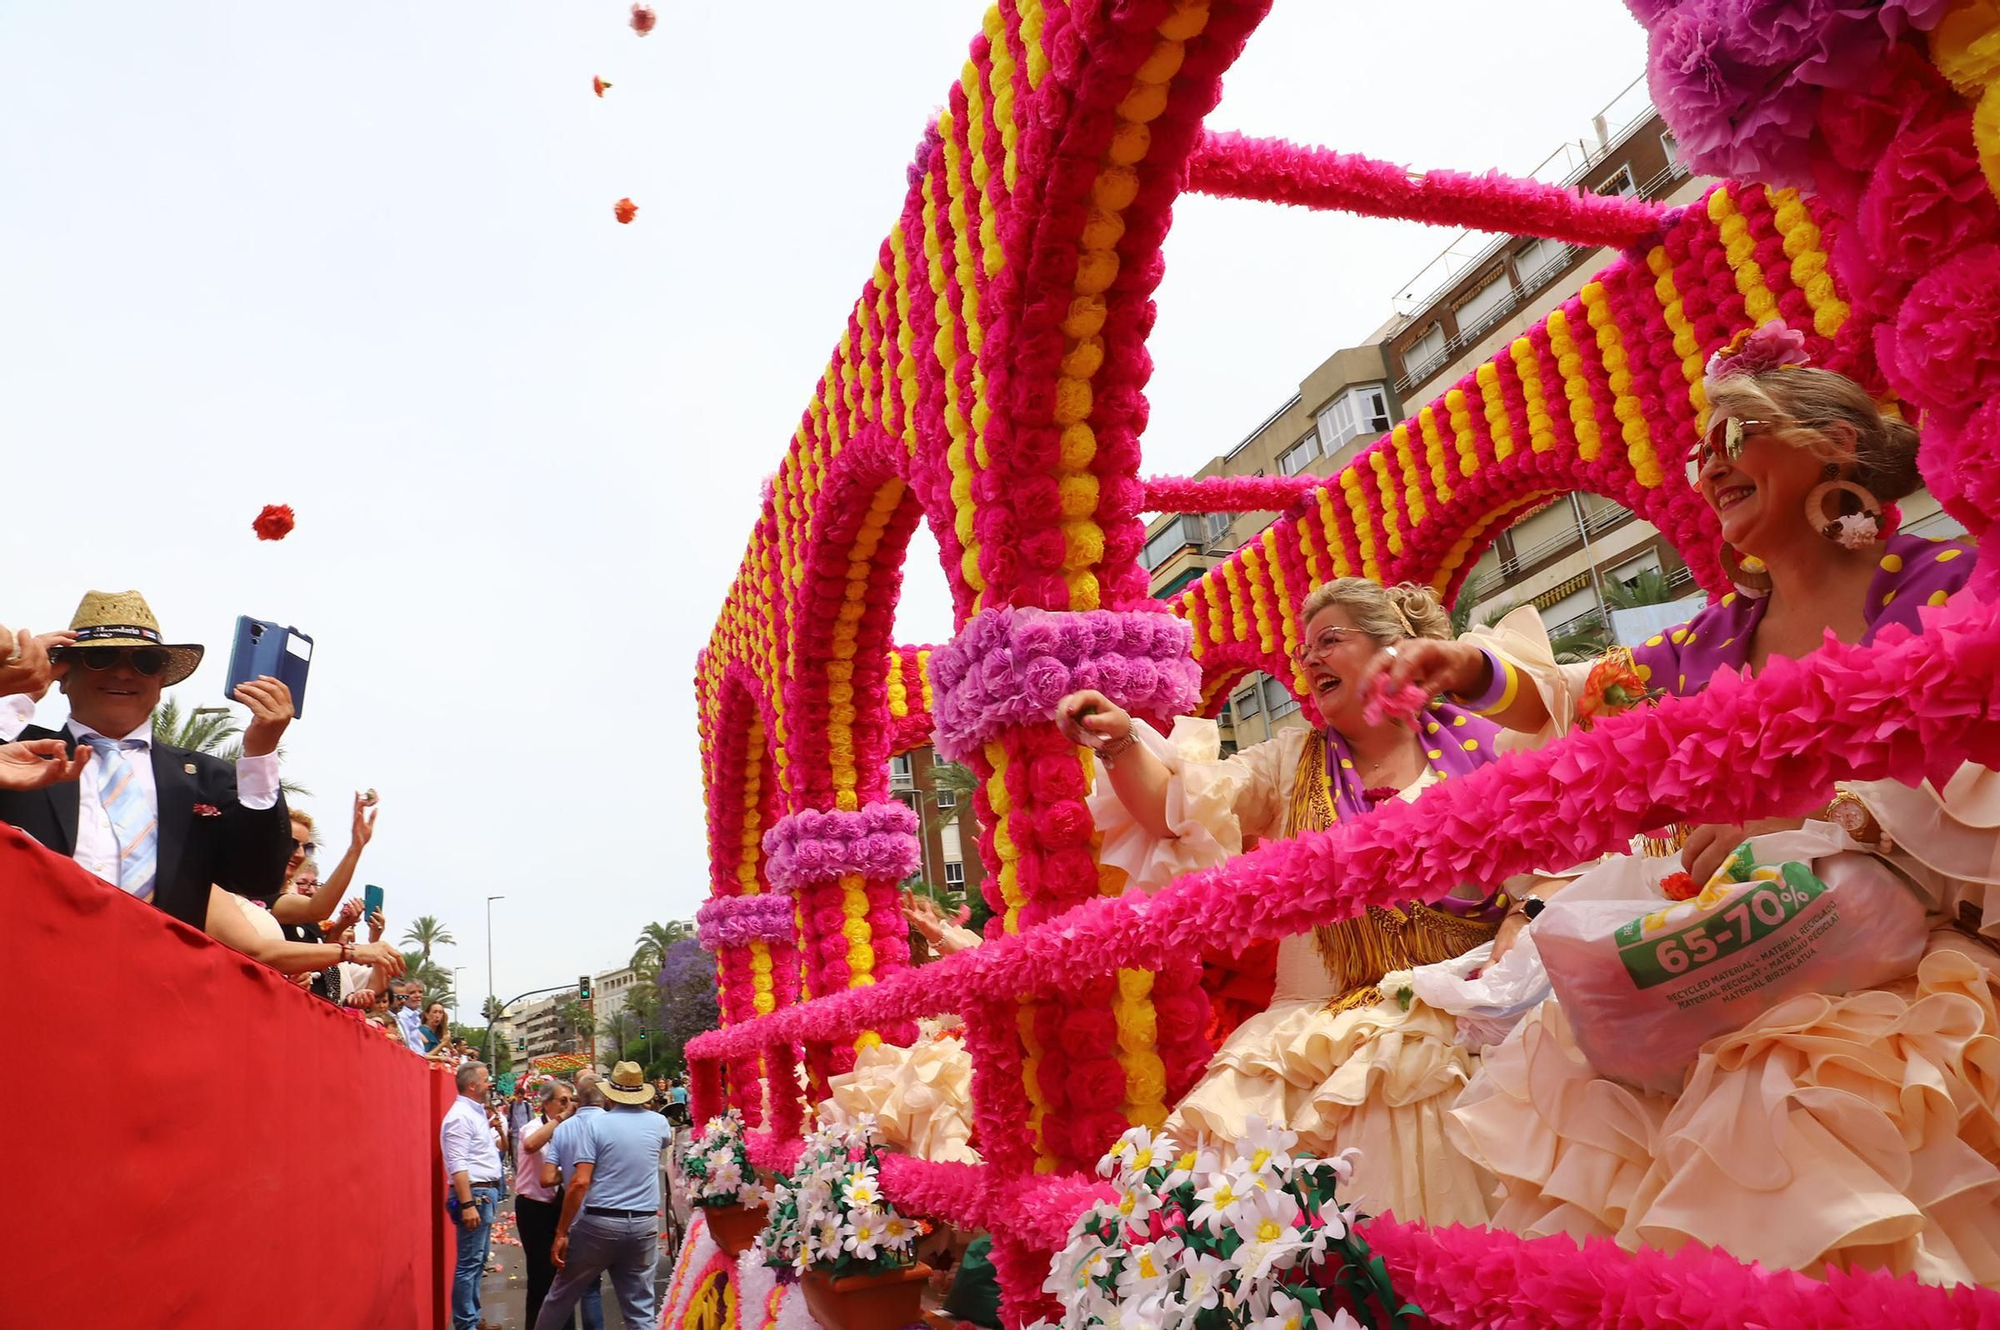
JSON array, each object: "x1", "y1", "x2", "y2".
[{"x1": 1287, "y1": 734, "x2": 1499, "y2": 1010}]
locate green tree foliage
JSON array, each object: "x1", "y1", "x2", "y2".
[
  {"x1": 630, "y1": 920, "x2": 695, "y2": 976},
  {"x1": 402, "y1": 914, "x2": 456, "y2": 959}
]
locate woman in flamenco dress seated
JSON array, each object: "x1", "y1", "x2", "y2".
[
  {"x1": 1056, "y1": 576, "x2": 1570, "y2": 1227},
  {"x1": 1380, "y1": 323, "x2": 2000, "y2": 1286}
]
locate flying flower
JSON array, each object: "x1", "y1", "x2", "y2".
[
  {"x1": 592, "y1": 76, "x2": 611, "y2": 97},
  {"x1": 614, "y1": 197, "x2": 638, "y2": 224},
  {"x1": 252, "y1": 504, "x2": 296, "y2": 541},
  {"x1": 629, "y1": 3, "x2": 656, "y2": 35}
]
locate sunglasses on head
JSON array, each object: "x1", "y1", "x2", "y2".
[{"x1": 71, "y1": 646, "x2": 169, "y2": 677}]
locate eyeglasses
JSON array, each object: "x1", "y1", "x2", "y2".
[
  {"x1": 1292, "y1": 627, "x2": 1374, "y2": 667},
  {"x1": 72, "y1": 646, "x2": 169, "y2": 677},
  {"x1": 292, "y1": 839, "x2": 318, "y2": 855},
  {"x1": 1692, "y1": 415, "x2": 1771, "y2": 471}
]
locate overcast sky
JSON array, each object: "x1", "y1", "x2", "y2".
[{"x1": 1, "y1": 2, "x2": 1647, "y2": 1011}]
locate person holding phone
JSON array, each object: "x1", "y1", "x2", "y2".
[
  {"x1": 0, "y1": 590, "x2": 295, "y2": 930},
  {"x1": 272, "y1": 794, "x2": 380, "y2": 937}
]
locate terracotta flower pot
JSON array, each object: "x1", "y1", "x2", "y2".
[
  {"x1": 801, "y1": 1261, "x2": 931, "y2": 1330},
  {"x1": 701, "y1": 1200, "x2": 769, "y2": 1257}
]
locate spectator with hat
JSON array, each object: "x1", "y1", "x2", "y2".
[
  {"x1": 0, "y1": 590, "x2": 296, "y2": 930},
  {"x1": 534, "y1": 1062, "x2": 673, "y2": 1330}
]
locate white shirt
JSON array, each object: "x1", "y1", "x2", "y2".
[
  {"x1": 441, "y1": 1093, "x2": 505, "y2": 1185},
  {"x1": 395, "y1": 1005, "x2": 430, "y2": 1055},
  {"x1": 0, "y1": 695, "x2": 281, "y2": 889}
]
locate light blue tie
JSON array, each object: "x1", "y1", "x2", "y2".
[{"x1": 84, "y1": 736, "x2": 158, "y2": 902}]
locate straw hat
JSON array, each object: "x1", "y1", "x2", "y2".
[
  {"x1": 601, "y1": 1061, "x2": 656, "y2": 1105},
  {"x1": 55, "y1": 591, "x2": 204, "y2": 686}
]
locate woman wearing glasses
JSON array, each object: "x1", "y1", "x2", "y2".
[
  {"x1": 1376, "y1": 324, "x2": 1999, "y2": 1286},
  {"x1": 1056, "y1": 577, "x2": 1566, "y2": 1227}
]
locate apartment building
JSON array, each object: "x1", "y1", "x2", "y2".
[
  {"x1": 1139, "y1": 76, "x2": 1962, "y2": 751},
  {"x1": 889, "y1": 743, "x2": 987, "y2": 901}
]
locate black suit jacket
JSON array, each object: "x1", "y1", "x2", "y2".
[{"x1": 0, "y1": 724, "x2": 293, "y2": 930}]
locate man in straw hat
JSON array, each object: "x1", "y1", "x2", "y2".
[
  {"x1": 535, "y1": 1062, "x2": 673, "y2": 1330},
  {"x1": 0, "y1": 590, "x2": 297, "y2": 930}
]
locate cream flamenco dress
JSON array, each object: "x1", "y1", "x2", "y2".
[
  {"x1": 1445, "y1": 593, "x2": 2000, "y2": 1288},
  {"x1": 1092, "y1": 715, "x2": 1528, "y2": 1227}
]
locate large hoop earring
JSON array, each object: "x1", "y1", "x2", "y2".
[
  {"x1": 1806, "y1": 478, "x2": 1883, "y2": 550},
  {"x1": 1719, "y1": 543, "x2": 1772, "y2": 598}
]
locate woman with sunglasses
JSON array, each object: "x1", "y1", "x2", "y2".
[
  {"x1": 1374, "y1": 324, "x2": 1999, "y2": 1286},
  {"x1": 1055, "y1": 577, "x2": 1569, "y2": 1227},
  {"x1": 269, "y1": 792, "x2": 379, "y2": 934}
]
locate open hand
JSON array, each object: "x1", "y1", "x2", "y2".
[
  {"x1": 0, "y1": 739, "x2": 91, "y2": 791},
  {"x1": 902, "y1": 894, "x2": 948, "y2": 943},
  {"x1": 235, "y1": 677, "x2": 295, "y2": 758}
]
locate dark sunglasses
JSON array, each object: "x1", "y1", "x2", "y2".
[
  {"x1": 292, "y1": 838, "x2": 319, "y2": 854},
  {"x1": 71, "y1": 646, "x2": 170, "y2": 677}
]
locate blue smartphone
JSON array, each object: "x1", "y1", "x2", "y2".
[
  {"x1": 364, "y1": 884, "x2": 384, "y2": 918},
  {"x1": 226, "y1": 617, "x2": 313, "y2": 718}
]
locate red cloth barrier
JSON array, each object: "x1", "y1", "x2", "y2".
[{"x1": 2, "y1": 826, "x2": 449, "y2": 1328}]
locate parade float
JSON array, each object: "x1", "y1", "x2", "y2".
[{"x1": 671, "y1": 0, "x2": 2000, "y2": 1325}]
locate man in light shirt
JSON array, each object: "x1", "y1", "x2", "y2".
[
  {"x1": 541, "y1": 1073, "x2": 608, "y2": 1330},
  {"x1": 389, "y1": 979, "x2": 431, "y2": 1055},
  {"x1": 534, "y1": 1063, "x2": 673, "y2": 1330},
  {"x1": 442, "y1": 1060, "x2": 507, "y2": 1330},
  {"x1": 0, "y1": 590, "x2": 295, "y2": 930}
]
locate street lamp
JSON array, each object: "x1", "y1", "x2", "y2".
[
  {"x1": 452, "y1": 967, "x2": 467, "y2": 1025},
  {"x1": 485, "y1": 895, "x2": 505, "y2": 1067}
]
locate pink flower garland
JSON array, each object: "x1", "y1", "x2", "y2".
[
  {"x1": 1183, "y1": 131, "x2": 1671, "y2": 250},
  {"x1": 1140, "y1": 473, "x2": 1323, "y2": 514},
  {"x1": 696, "y1": 894, "x2": 797, "y2": 949},
  {"x1": 926, "y1": 607, "x2": 1201, "y2": 762},
  {"x1": 1363, "y1": 1218, "x2": 2000, "y2": 1328},
  {"x1": 760, "y1": 803, "x2": 920, "y2": 893}
]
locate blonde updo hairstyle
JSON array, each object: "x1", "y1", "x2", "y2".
[
  {"x1": 1706, "y1": 368, "x2": 1922, "y2": 503},
  {"x1": 1298, "y1": 577, "x2": 1453, "y2": 644}
]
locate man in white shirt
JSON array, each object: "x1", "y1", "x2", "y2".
[
  {"x1": 0, "y1": 590, "x2": 295, "y2": 931},
  {"x1": 442, "y1": 1061, "x2": 507, "y2": 1330},
  {"x1": 390, "y1": 979, "x2": 432, "y2": 1055}
]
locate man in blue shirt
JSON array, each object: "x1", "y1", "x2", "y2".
[
  {"x1": 533, "y1": 1063, "x2": 673, "y2": 1330},
  {"x1": 539, "y1": 1072, "x2": 606, "y2": 1330}
]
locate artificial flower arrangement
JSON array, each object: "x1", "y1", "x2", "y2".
[
  {"x1": 756, "y1": 1115, "x2": 927, "y2": 1282},
  {"x1": 678, "y1": 1109, "x2": 764, "y2": 1210},
  {"x1": 1030, "y1": 1120, "x2": 1418, "y2": 1330}
]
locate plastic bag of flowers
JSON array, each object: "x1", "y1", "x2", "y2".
[{"x1": 1026, "y1": 1118, "x2": 1421, "y2": 1330}]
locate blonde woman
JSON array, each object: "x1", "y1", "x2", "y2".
[{"x1": 1059, "y1": 577, "x2": 1565, "y2": 1226}]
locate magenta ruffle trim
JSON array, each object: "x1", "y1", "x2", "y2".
[
  {"x1": 927, "y1": 607, "x2": 1201, "y2": 762},
  {"x1": 760, "y1": 801, "x2": 920, "y2": 893}
]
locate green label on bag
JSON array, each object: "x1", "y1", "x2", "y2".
[{"x1": 1616, "y1": 863, "x2": 1829, "y2": 991}]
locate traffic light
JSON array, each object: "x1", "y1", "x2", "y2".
[{"x1": 578, "y1": 974, "x2": 593, "y2": 1001}]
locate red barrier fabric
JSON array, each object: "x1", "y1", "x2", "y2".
[{"x1": 2, "y1": 826, "x2": 448, "y2": 1328}]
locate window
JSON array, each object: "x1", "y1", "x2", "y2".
[
  {"x1": 1660, "y1": 132, "x2": 1681, "y2": 169},
  {"x1": 1514, "y1": 236, "x2": 1569, "y2": 289},
  {"x1": 943, "y1": 861, "x2": 966, "y2": 888},
  {"x1": 1234, "y1": 682, "x2": 1262, "y2": 720},
  {"x1": 1278, "y1": 432, "x2": 1319, "y2": 476},
  {"x1": 1402, "y1": 324, "x2": 1447, "y2": 380},
  {"x1": 1264, "y1": 675, "x2": 1300, "y2": 721},
  {"x1": 1141, "y1": 515, "x2": 1202, "y2": 571},
  {"x1": 890, "y1": 754, "x2": 912, "y2": 785},
  {"x1": 1596, "y1": 164, "x2": 1638, "y2": 197},
  {"x1": 934, "y1": 785, "x2": 956, "y2": 809},
  {"x1": 1315, "y1": 386, "x2": 1394, "y2": 453},
  {"x1": 1454, "y1": 274, "x2": 1516, "y2": 339},
  {"x1": 1204, "y1": 511, "x2": 1231, "y2": 545}
]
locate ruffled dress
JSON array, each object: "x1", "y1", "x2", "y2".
[
  {"x1": 1095, "y1": 718, "x2": 1503, "y2": 1227},
  {"x1": 818, "y1": 1018, "x2": 979, "y2": 1165},
  {"x1": 1447, "y1": 541, "x2": 2000, "y2": 1287}
]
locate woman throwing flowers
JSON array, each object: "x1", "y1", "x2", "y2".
[
  {"x1": 1056, "y1": 577, "x2": 1566, "y2": 1227},
  {"x1": 1373, "y1": 323, "x2": 1997, "y2": 1287}
]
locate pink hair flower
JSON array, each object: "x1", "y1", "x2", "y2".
[{"x1": 1704, "y1": 320, "x2": 1811, "y2": 386}]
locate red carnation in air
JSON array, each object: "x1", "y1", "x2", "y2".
[
  {"x1": 593, "y1": 76, "x2": 611, "y2": 98},
  {"x1": 253, "y1": 504, "x2": 296, "y2": 541},
  {"x1": 614, "y1": 197, "x2": 638, "y2": 224},
  {"x1": 629, "y1": 4, "x2": 656, "y2": 35}
]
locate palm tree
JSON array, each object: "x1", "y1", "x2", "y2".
[
  {"x1": 630, "y1": 920, "x2": 694, "y2": 975},
  {"x1": 555, "y1": 996, "x2": 590, "y2": 1051},
  {"x1": 1602, "y1": 566, "x2": 1682, "y2": 611},
  {"x1": 154, "y1": 692, "x2": 313, "y2": 797},
  {"x1": 402, "y1": 914, "x2": 456, "y2": 960},
  {"x1": 928, "y1": 761, "x2": 979, "y2": 842},
  {"x1": 481, "y1": 995, "x2": 506, "y2": 1024}
]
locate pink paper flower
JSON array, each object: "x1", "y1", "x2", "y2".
[
  {"x1": 1858, "y1": 116, "x2": 2000, "y2": 279},
  {"x1": 1705, "y1": 320, "x2": 1812, "y2": 386},
  {"x1": 1887, "y1": 246, "x2": 2000, "y2": 418}
]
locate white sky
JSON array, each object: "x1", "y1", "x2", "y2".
[{"x1": 0, "y1": 2, "x2": 1646, "y2": 1010}]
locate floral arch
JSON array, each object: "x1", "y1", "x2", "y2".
[{"x1": 683, "y1": 0, "x2": 2000, "y2": 1325}]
